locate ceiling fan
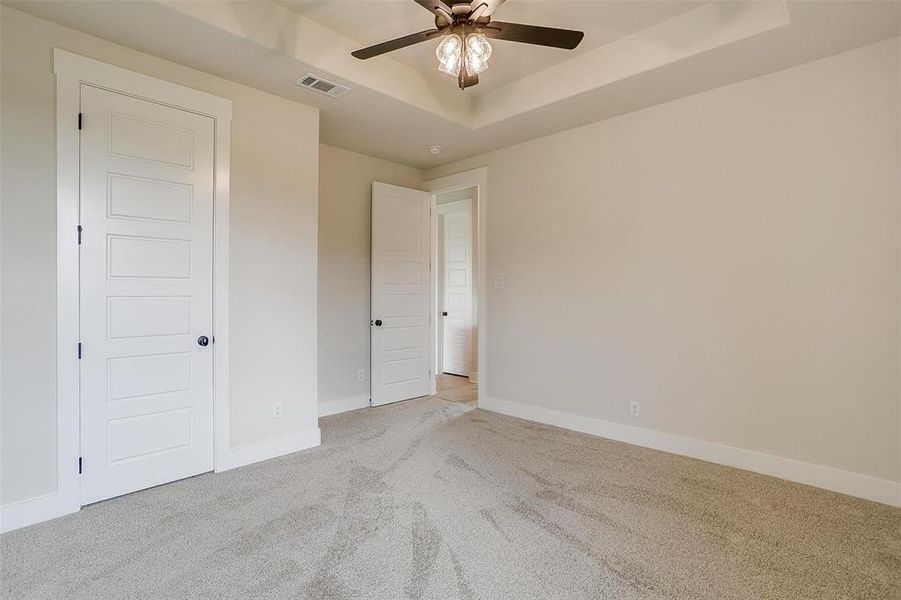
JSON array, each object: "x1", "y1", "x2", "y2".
[{"x1": 351, "y1": 0, "x2": 584, "y2": 90}]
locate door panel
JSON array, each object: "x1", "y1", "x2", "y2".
[
  {"x1": 107, "y1": 296, "x2": 192, "y2": 339},
  {"x1": 440, "y1": 200, "x2": 473, "y2": 377},
  {"x1": 107, "y1": 235, "x2": 193, "y2": 279},
  {"x1": 79, "y1": 84, "x2": 215, "y2": 505},
  {"x1": 108, "y1": 174, "x2": 193, "y2": 223},
  {"x1": 371, "y1": 182, "x2": 431, "y2": 406}
]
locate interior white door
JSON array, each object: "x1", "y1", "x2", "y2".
[
  {"x1": 79, "y1": 84, "x2": 215, "y2": 505},
  {"x1": 440, "y1": 200, "x2": 473, "y2": 376},
  {"x1": 370, "y1": 182, "x2": 432, "y2": 406}
]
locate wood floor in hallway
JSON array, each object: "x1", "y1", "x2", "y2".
[{"x1": 435, "y1": 373, "x2": 477, "y2": 406}]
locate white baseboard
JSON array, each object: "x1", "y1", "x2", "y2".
[
  {"x1": 319, "y1": 395, "x2": 370, "y2": 417},
  {"x1": 481, "y1": 395, "x2": 901, "y2": 507},
  {"x1": 215, "y1": 427, "x2": 321, "y2": 472},
  {"x1": 0, "y1": 492, "x2": 78, "y2": 534},
  {"x1": 4, "y1": 428, "x2": 321, "y2": 533}
]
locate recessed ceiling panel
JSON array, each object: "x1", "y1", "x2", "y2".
[{"x1": 281, "y1": 0, "x2": 707, "y2": 93}]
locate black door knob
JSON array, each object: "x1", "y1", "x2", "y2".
[
  {"x1": 442, "y1": 312, "x2": 448, "y2": 316},
  {"x1": 197, "y1": 335, "x2": 210, "y2": 347},
  {"x1": 374, "y1": 319, "x2": 383, "y2": 327}
]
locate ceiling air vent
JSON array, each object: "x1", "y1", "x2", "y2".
[{"x1": 293, "y1": 73, "x2": 350, "y2": 98}]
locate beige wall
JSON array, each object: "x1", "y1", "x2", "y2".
[
  {"x1": 427, "y1": 38, "x2": 901, "y2": 483},
  {"x1": 0, "y1": 7, "x2": 320, "y2": 505},
  {"x1": 318, "y1": 144, "x2": 423, "y2": 406}
]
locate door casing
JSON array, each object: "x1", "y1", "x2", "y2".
[
  {"x1": 53, "y1": 49, "x2": 232, "y2": 524},
  {"x1": 424, "y1": 168, "x2": 488, "y2": 404}
]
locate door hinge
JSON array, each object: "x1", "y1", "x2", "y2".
[
  {"x1": 77, "y1": 342, "x2": 82, "y2": 359},
  {"x1": 77, "y1": 112, "x2": 83, "y2": 130},
  {"x1": 77, "y1": 225, "x2": 82, "y2": 245},
  {"x1": 78, "y1": 457, "x2": 82, "y2": 474}
]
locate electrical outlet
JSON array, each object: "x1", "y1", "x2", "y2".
[
  {"x1": 357, "y1": 368, "x2": 366, "y2": 382},
  {"x1": 494, "y1": 276, "x2": 505, "y2": 289},
  {"x1": 272, "y1": 401, "x2": 282, "y2": 419},
  {"x1": 629, "y1": 400, "x2": 640, "y2": 417}
]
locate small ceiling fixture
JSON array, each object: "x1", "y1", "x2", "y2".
[
  {"x1": 351, "y1": 0, "x2": 584, "y2": 90},
  {"x1": 427, "y1": 145, "x2": 442, "y2": 155}
]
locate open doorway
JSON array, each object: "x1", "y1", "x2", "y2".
[
  {"x1": 434, "y1": 186, "x2": 478, "y2": 407},
  {"x1": 369, "y1": 168, "x2": 486, "y2": 410}
]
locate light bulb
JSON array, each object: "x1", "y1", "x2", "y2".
[
  {"x1": 436, "y1": 34, "x2": 463, "y2": 77},
  {"x1": 464, "y1": 33, "x2": 491, "y2": 75}
]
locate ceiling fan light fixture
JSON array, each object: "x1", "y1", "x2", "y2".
[
  {"x1": 464, "y1": 33, "x2": 492, "y2": 75},
  {"x1": 353, "y1": 0, "x2": 584, "y2": 90},
  {"x1": 436, "y1": 34, "x2": 463, "y2": 76}
]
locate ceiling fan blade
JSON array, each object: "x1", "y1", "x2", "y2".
[
  {"x1": 481, "y1": 21, "x2": 584, "y2": 50},
  {"x1": 351, "y1": 29, "x2": 442, "y2": 60}
]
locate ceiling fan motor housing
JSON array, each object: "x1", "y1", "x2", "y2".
[{"x1": 434, "y1": 1, "x2": 493, "y2": 28}]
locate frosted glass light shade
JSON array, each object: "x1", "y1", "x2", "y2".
[
  {"x1": 436, "y1": 34, "x2": 463, "y2": 77},
  {"x1": 465, "y1": 33, "x2": 491, "y2": 75}
]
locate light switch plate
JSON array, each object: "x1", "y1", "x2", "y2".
[{"x1": 494, "y1": 276, "x2": 505, "y2": 289}]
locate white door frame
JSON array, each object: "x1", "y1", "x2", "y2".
[
  {"x1": 52, "y1": 50, "x2": 232, "y2": 524},
  {"x1": 434, "y1": 212, "x2": 445, "y2": 376},
  {"x1": 424, "y1": 168, "x2": 487, "y2": 405}
]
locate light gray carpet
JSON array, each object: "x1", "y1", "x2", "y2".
[{"x1": 2, "y1": 397, "x2": 899, "y2": 599}]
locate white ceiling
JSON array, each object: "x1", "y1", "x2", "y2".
[
  {"x1": 281, "y1": 0, "x2": 706, "y2": 93},
  {"x1": 6, "y1": 0, "x2": 901, "y2": 169}
]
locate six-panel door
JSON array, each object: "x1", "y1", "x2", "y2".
[
  {"x1": 441, "y1": 200, "x2": 473, "y2": 377},
  {"x1": 370, "y1": 182, "x2": 432, "y2": 406},
  {"x1": 79, "y1": 84, "x2": 215, "y2": 505}
]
